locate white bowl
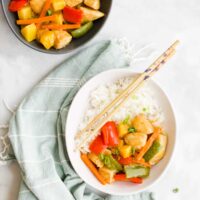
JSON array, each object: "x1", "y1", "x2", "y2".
[{"x1": 65, "y1": 69, "x2": 176, "y2": 195}]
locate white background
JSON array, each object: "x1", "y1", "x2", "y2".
[{"x1": 1, "y1": 0, "x2": 200, "y2": 199}]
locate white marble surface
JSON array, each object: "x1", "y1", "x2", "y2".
[{"x1": 1, "y1": 0, "x2": 200, "y2": 199}]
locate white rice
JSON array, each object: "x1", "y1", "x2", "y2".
[{"x1": 77, "y1": 77, "x2": 164, "y2": 152}]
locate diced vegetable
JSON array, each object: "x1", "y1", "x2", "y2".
[
  {"x1": 114, "y1": 173, "x2": 143, "y2": 184},
  {"x1": 18, "y1": 6, "x2": 32, "y2": 20},
  {"x1": 101, "y1": 121, "x2": 119, "y2": 147},
  {"x1": 9, "y1": 0, "x2": 27, "y2": 12},
  {"x1": 132, "y1": 114, "x2": 154, "y2": 134},
  {"x1": 21, "y1": 23, "x2": 37, "y2": 42},
  {"x1": 40, "y1": 31, "x2": 55, "y2": 49},
  {"x1": 52, "y1": 0, "x2": 66, "y2": 12},
  {"x1": 71, "y1": 21, "x2": 93, "y2": 38},
  {"x1": 84, "y1": 0, "x2": 100, "y2": 10},
  {"x1": 36, "y1": 29, "x2": 48, "y2": 41},
  {"x1": 65, "y1": 0, "x2": 83, "y2": 7},
  {"x1": 124, "y1": 133, "x2": 147, "y2": 150},
  {"x1": 89, "y1": 134, "x2": 107, "y2": 154},
  {"x1": 99, "y1": 167, "x2": 116, "y2": 183},
  {"x1": 88, "y1": 152, "x2": 104, "y2": 168},
  {"x1": 30, "y1": 0, "x2": 46, "y2": 14},
  {"x1": 54, "y1": 12, "x2": 64, "y2": 24},
  {"x1": 81, "y1": 154, "x2": 107, "y2": 185},
  {"x1": 118, "y1": 139, "x2": 124, "y2": 147},
  {"x1": 136, "y1": 127, "x2": 161, "y2": 161},
  {"x1": 63, "y1": 6, "x2": 83, "y2": 24},
  {"x1": 110, "y1": 147, "x2": 119, "y2": 156},
  {"x1": 143, "y1": 141, "x2": 161, "y2": 162},
  {"x1": 144, "y1": 133, "x2": 167, "y2": 165},
  {"x1": 46, "y1": 9, "x2": 52, "y2": 16},
  {"x1": 99, "y1": 154, "x2": 122, "y2": 171},
  {"x1": 128, "y1": 127, "x2": 136, "y2": 133},
  {"x1": 118, "y1": 123, "x2": 129, "y2": 138},
  {"x1": 123, "y1": 115, "x2": 130, "y2": 124},
  {"x1": 54, "y1": 30, "x2": 72, "y2": 49},
  {"x1": 118, "y1": 145, "x2": 132, "y2": 158},
  {"x1": 124, "y1": 165, "x2": 150, "y2": 178},
  {"x1": 80, "y1": 7, "x2": 104, "y2": 22}
]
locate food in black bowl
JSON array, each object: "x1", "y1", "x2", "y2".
[{"x1": 1, "y1": 0, "x2": 112, "y2": 54}]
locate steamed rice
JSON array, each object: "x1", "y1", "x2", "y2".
[{"x1": 77, "y1": 77, "x2": 164, "y2": 152}]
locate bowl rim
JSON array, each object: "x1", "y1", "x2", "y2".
[
  {"x1": 65, "y1": 68, "x2": 177, "y2": 195},
  {"x1": 1, "y1": 0, "x2": 113, "y2": 54}
]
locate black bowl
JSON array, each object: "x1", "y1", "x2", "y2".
[{"x1": 1, "y1": 0, "x2": 112, "y2": 54}]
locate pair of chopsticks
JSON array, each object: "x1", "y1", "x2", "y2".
[{"x1": 76, "y1": 40, "x2": 180, "y2": 151}]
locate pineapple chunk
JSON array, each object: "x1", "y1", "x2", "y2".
[
  {"x1": 52, "y1": 0, "x2": 66, "y2": 12},
  {"x1": 99, "y1": 167, "x2": 116, "y2": 183},
  {"x1": 118, "y1": 139, "x2": 124, "y2": 147},
  {"x1": 54, "y1": 12, "x2": 64, "y2": 25},
  {"x1": 84, "y1": 0, "x2": 100, "y2": 10},
  {"x1": 40, "y1": 31, "x2": 55, "y2": 49},
  {"x1": 30, "y1": 0, "x2": 46, "y2": 14},
  {"x1": 132, "y1": 114, "x2": 154, "y2": 134},
  {"x1": 118, "y1": 123, "x2": 129, "y2": 138},
  {"x1": 36, "y1": 29, "x2": 48, "y2": 42},
  {"x1": 88, "y1": 153, "x2": 104, "y2": 168},
  {"x1": 21, "y1": 23, "x2": 37, "y2": 42},
  {"x1": 65, "y1": 0, "x2": 83, "y2": 7},
  {"x1": 80, "y1": 7, "x2": 104, "y2": 23},
  {"x1": 54, "y1": 30, "x2": 72, "y2": 49},
  {"x1": 119, "y1": 145, "x2": 132, "y2": 158},
  {"x1": 18, "y1": 6, "x2": 32, "y2": 20}
]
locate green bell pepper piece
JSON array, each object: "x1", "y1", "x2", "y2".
[
  {"x1": 99, "y1": 154, "x2": 122, "y2": 172},
  {"x1": 143, "y1": 141, "x2": 161, "y2": 162},
  {"x1": 71, "y1": 22, "x2": 93, "y2": 38}
]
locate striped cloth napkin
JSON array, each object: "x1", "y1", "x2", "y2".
[{"x1": 9, "y1": 40, "x2": 154, "y2": 200}]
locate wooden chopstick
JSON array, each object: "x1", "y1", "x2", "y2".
[{"x1": 76, "y1": 41, "x2": 179, "y2": 150}]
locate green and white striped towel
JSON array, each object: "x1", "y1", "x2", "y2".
[{"x1": 9, "y1": 40, "x2": 154, "y2": 200}]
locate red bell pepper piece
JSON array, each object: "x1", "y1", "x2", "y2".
[
  {"x1": 63, "y1": 6, "x2": 83, "y2": 24},
  {"x1": 101, "y1": 121, "x2": 119, "y2": 146},
  {"x1": 130, "y1": 177, "x2": 143, "y2": 184},
  {"x1": 89, "y1": 135, "x2": 107, "y2": 154},
  {"x1": 118, "y1": 157, "x2": 134, "y2": 165},
  {"x1": 114, "y1": 174, "x2": 143, "y2": 184},
  {"x1": 8, "y1": 0, "x2": 27, "y2": 12}
]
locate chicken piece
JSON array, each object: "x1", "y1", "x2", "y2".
[
  {"x1": 84, "y1": 0, "x2": 100, "y2": 10},
  {"x1": 99, "y1": 167, "x2": 116, "y2": 183},
  {"x1": 30, "y1": 0, "x2": 46, "y2": 14},
  {"x1": 53, "y1": 30, "x2": 72, "y2": 49},
  {"x1": 124, "y1": 133, "x2": 147, "y2": 150},
  {"x1": 88, "y1": 153, "x2": 104, "y2": 168},
  {"x1": 132, "y1": 114, "x2": 154, "y2": 134},
  {"x1": 65, "y1": 0, "x2": 83, "y2": 7}
]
